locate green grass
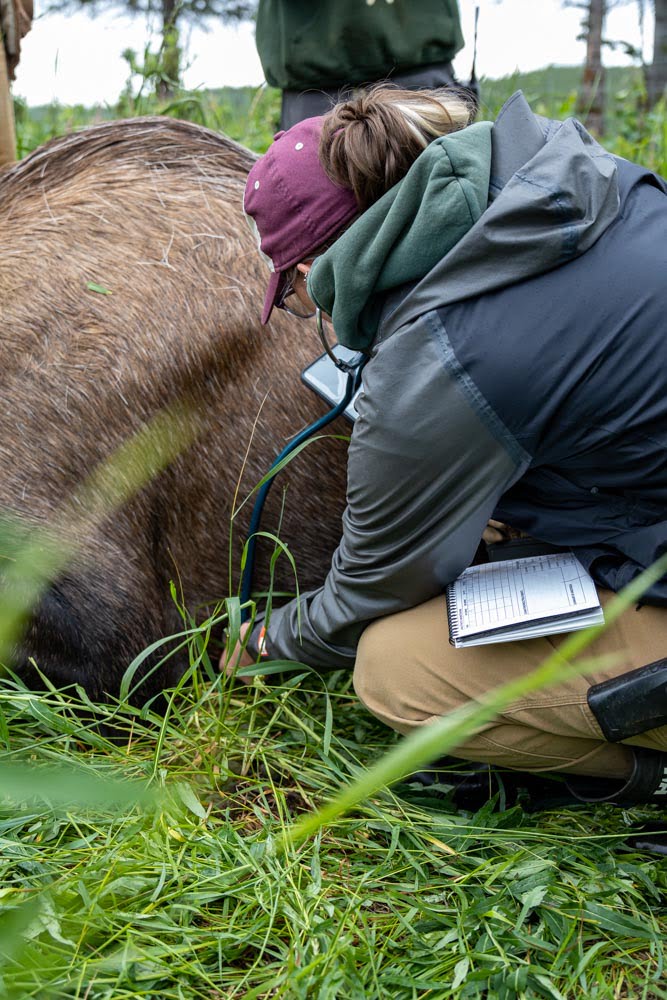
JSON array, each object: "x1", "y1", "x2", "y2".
[
  {"x1": 1, "y1": 658, "x2": 666, "y2": 999},
  {"x1": 0, "y1": 534, "x2": 665, "y2": 998},
  {"x1": 3, "y1": 66, "x2": 667, "y2": 998}
]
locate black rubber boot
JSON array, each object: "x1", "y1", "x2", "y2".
[
  {"x1": 408, "y1": 750, "x2": 667, "y2": 813},
  {"x1": 563, "y1": 748, "x2": 667, "y2": 805},
  {"x1": 407, "y1": 759, "x2": 581, "y2": 813}
]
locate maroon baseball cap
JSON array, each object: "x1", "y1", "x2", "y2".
[{"x1": 244, "y1": 116, "x2": 359, "y2": 324}]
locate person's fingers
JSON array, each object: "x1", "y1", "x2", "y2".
[
  {"x1": 231, "y1": 665, "x2": 253, "y2": 686},
  {"x1": 482, "y1": 524, "x2": 507, "y2": 544},
  {"x1": 219, "y1": 622, "x2": 255, "y2": 683},
  {"x1": 220, "y1": 647, "x2": 254, "y2": 684}
]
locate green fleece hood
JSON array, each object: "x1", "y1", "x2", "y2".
[{"x1": 307, "y1": 121, "x2": 493, "y2": 351}]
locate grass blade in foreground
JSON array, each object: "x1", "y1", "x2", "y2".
[
  {"x1": 0, "y1": 407, "x2": 197, "y2": 815},
  {"x1": 284, "y1": 553, "x2": 667, "y2": 846},
  {"x1": 0, "y1": 760, "x2": 158, "y2": 809},
  {"x1": 0, "y1": 404, "x2": 197, "y2": 667}
]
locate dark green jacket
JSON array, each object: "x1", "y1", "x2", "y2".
[{"x1": 256, "y1": 0, "x2": 464, "y2": 91}]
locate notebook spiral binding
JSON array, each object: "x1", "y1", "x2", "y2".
[{"x1": 445, "y1": 586, "x2": 461, "y2": 642}]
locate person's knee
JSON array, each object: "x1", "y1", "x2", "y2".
[
  {"x1": 354, "y1": 606, "x2": 447, "y2": 733},
  {"x1": 353, "y1": 616, "x2": 401, "y2": 723}
]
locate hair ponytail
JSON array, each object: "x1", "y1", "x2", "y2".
[{"x1": 319, "y1": 85, "x2": 475, "y2": 212}]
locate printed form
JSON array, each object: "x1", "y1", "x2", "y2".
[{"x1": 451, "y1": 552, "x2": 600, "y2": 638}]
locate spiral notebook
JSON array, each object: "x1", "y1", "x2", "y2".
[{"x1": 446, "y1": 552, "x2": 604, "y2": 648}]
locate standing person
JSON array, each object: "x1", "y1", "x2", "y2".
[
  {"x1": 255, "y1": 0, "x2": 470, "y2": 130},
  {"x1": 233, "y1": 85, "x2": 667, "y2": 810}
]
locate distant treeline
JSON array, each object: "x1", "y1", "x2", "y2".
[
  {"x1": 16, "y1": 65, "x2": 664, "y2": 176},
  {"x1": 25, "y1": 66, "x2": 643, "y2": 124}
]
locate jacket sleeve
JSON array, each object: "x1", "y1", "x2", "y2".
[{"x1": 259, "y1": 311, "x2": 529, "y2": 669}]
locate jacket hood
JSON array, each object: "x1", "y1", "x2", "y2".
[
  {"x1": 309, "y1": 92, "x2": 620, "y2": 351},
  {"x1": 382, "y1": 91, "x2": 621, "y2": 339},
  {"x1": 307, "y1": 122, "x2": 493, "y2": 350}
]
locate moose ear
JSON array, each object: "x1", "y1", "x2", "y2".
[{"x1": 273, "y1": 130, "x2": 286, "y2": 141}]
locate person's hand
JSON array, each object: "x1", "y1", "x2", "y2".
[
  {"x1": 482, "y1": 519, "x2": 511, "y2": 544},
  {"x1": 220, "y1": 621, "x2": 255, "y2": 686},
  {"x1": 482, "y1": 520, "x2": 529, "y2": 545}
]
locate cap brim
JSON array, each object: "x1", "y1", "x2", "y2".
[{"x1": 261, "y1": 270, "x2": 287, "y2": 325}]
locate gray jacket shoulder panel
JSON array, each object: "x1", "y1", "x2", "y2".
[
  {"x1": 425, "y1": 311, "x2": 531, "y2": 470},
  {"x1": 264, "y1": 310, "x2": 527, "y2": 669}
]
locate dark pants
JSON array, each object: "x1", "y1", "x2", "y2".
[{"x1": 279, "y1": 62, "x2": 476, "y2": 131}]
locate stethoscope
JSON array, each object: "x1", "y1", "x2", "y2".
[
  {"x1": 239, "y1": 308, "x2": 367, "y2": 619},
  {"x1": 315, "y1": 307, "x2": 366, "y2": 375}
]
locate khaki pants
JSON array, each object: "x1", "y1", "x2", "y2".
[{"x1": 354, "y1": 590, "x2": 667, "y2": 780}]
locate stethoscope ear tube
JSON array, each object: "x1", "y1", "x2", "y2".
[{"x1": 316, "y1": 308, "x2": 365, "y2": 374}]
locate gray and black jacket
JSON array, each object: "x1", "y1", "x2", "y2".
[{"x1": 260, "y1": 92, "x2": 667, "y2": 670}]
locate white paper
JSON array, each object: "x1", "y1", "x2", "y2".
[{"x1": 448, "y1": 553, "x2": 602, "y2": 640}]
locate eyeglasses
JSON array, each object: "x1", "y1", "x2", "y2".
[{"x1": 277, "y1": 275, "x2": 316, "y2": 320}]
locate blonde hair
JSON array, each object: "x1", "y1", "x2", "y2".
[{"x1": 319, "y1": 85, "x2": 475, "y2": 212}]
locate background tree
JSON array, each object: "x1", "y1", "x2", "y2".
[
  {"x1": 580, "y1": 0, "x2": 607, "y2": 130},
  {"x1": 566, "y1": 0, "x2": 608, "y2": 133},
  {"x1": 572, "y1": 1, "x2": 667, "y2": 128},
  {"x1": 646, "y1": 0, "x2": 667, "y2": 105},
  {"x1": 54, "y1": 0, "x2": 258, "y2": 98}
]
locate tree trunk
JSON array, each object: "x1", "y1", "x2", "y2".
[
  {"x1": 157, "y1": 0, "x2": 181, "y2": 100},
  {"x1": 0, "y1": 28, "x2": 16, "y2": 166},
  {"x1": 577, "y1": 0, "x2": 607, "y2": 135},
  {"x1": 646, "y1": 0, "x2": 667, "y2": 107}
]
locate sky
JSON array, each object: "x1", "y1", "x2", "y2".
[{"x1": 13, "y1": 0, "x2": 653, "y2": 107}]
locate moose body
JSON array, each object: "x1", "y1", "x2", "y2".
[{"x1": 0, "y1": 118, "x2": 349, "y2": 701}]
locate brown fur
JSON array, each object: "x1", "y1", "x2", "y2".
[{"x1": 0, "y1": 117, "x2": 349, "y2": 700}]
